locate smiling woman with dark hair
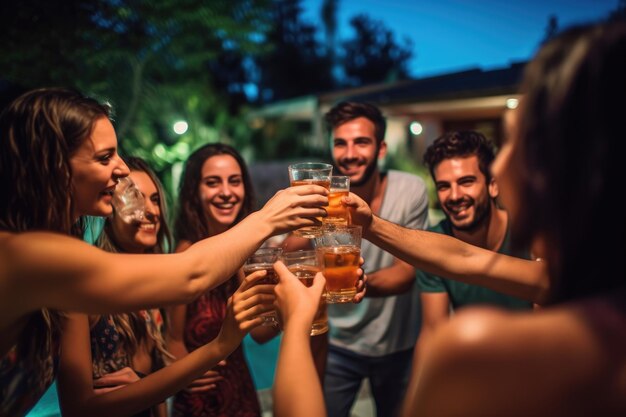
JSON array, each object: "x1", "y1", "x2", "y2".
[{"x1": 0, "y1": 88, "x2": 328, "y2": 417}]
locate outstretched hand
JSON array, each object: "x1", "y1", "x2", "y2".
[
  {"x1": 259, "y1": 185, "x2": 329, "y2": 236},
  {"x1": 342, "y1": 192, "x2": 373, "y2": 233},
  {"x1": 217, "y1": 269, "x2": 276, "y2": 351},
  {"x1": 273, "y1": 260, "x2": 325, "y2": 332}
]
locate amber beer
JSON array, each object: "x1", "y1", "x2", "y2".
[
  {"x1": 289, "y1": 179, "x2": 331, "y2": 238},
  {"x1": 288, "y1": 264, "x2": 328, "y2": 336},
  {"x1": 242, "y1": 263, "x2": 278, "y2": 285},
  {"x1": 325, "y1": 190, "x2": 350, "y2": 226},
  {"x1": 288, "y1": 162, "x2": 333, "y2": 238},
  {"x1": 325, "y1": 176, "x2": 350, "y2": 226},
  {"x1": 243, "y1": 247, "x2": 282, "y2": 327},
  {"x1": 318, "y1": 245, "x2": 360, "y2": 303}
]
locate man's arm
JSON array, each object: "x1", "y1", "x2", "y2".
[
  {"x1": 363, "y1": 259, "x2": 416, "y2": 296},
  {"x1": 367, "y1": 215, "x2": 550, "y2": 304},
  {"x1": 366, "y1": 174, "x2": 427, "y2": 296},
  {"x1": 343, "y1": 193, "x2": 550, "y2": 304}
]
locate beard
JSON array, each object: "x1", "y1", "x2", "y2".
[
  {"x1": 348, "y1": 158, "x2": 378, "y2": 187},
  {"x1": 334, "y1": 145, "x2": 380, "y2": 187},
  {"x1": 447, "y1": 197, "x2": 492, "y2": 232}
]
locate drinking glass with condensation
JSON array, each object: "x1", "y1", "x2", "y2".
[
  {"x1": 242, "y1": 247, "x2": 283, "y2": 327},
  {"x1": 287, "y1": 162, "x2": 333, "y2": 238},
  {"x1": 112, "y1": 177, "x2": 145, "y2": 224},
  {"x1": 315, "y1": 225, "x2": 362, "y2": 303},
  {"x1": 280, "y1": 250, "x2": 328, "y2": 336},
  {"x1": 325, "y1": 175, "x2": 351, "y2": 227}
]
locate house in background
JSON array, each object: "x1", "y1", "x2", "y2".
[{"x1": 249, "y1": 61, "x2": 525, "y2": 166}]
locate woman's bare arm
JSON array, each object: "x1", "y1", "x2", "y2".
[
  {"x1": 57, "y1": 270, "x2": 275, "y2": 417},
  {"x1": 0, "y1": 185, "x2": 328, "y2": 325},
  {"x1": 273, "y1": 261, "x2": 327, "y2": 417}
]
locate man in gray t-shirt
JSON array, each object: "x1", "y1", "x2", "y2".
[{"x1": 324, "y1": 101, "x2": 429, "y2": 417}]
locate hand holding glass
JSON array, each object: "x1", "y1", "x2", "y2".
[
  {"x1": 242, "y1": 247, "x2": 283, "y2": 327},
  {"x1": 288, "y1": 162, "x2": 332, "y2": 238},
  {"x1": 280, "y1": 250, "x2": 328, "y2": 336},
  {"x1": 325, "y1": 175, "x2": 350, "y2": 227},
  {"x1": 315, "y1": 225, "x2": 362, "y2": 303}
]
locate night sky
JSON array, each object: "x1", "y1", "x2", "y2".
[{"x1": 303, "y1": 0, "x2": 620, "y2": 77}]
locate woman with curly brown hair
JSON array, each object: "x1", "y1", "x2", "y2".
[{"x1": 0, "y1": 88, "x2": 328, "y2": 417}]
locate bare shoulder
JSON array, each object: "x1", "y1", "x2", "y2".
[{"x1": 409, "y1": 303, "x2": 626, "y2": 416}]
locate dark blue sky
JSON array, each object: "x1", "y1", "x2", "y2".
[{"x1": 303, "y1": 0, "x2": 620, "y2": 77}]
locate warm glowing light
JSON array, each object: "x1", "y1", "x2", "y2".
[
  {"x1": 506, "y1": 98, "x2": 519, "y2": 109},
  {"x1": 173, "y1": 120, "x2": 189, "y2": 135},
  {"x1": 409, "y1": 121, "x2": 423, "y2": 135}
]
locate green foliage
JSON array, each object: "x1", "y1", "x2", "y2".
[
  {"x1": 0, "y1": 0, "x2": 272, "y2": 170},
  {"x1": 342, "y1": 14, "x2": 413, "y2": 86}
]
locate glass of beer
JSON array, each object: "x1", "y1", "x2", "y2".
[
  {"x1": 242, "y1": 247, "x2": 283, "y2": 327},
  {"x1": 315, "y1": 225, "x2": 362, "y2": 303},
  {"x1": 280, "y1": 250, "x2": 328, "y2": 336},
  {"x1": 325, "y1": 175, "x2": 350, "y2": 227},
  {"x1": 288, "y1": 162, "x2": 333, "y2": 238}
]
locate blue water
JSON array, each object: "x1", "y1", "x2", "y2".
[{"x1": 26, "y1": 334, "x2": 280, "y2": 416}]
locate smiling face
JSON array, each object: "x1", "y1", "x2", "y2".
[
  {"x1": 198, "y1": 154, "x2": 245, "y2": 235},
  {"x1": 434, "y1": 155, "x2": 498, "y2": 231},
  {"x1": 109, "y1": 170, "x2": 161, "y2": 253},
  {"x1": 331, "y1": 117, "x2": 386, "y2": 187},
  {"x1": 69, "y1": 117, "x2": 129, "y2": 219}
]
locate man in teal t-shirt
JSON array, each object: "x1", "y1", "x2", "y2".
[{"x1": 417, "y1": 130, "x2": 533, "y2": 353}]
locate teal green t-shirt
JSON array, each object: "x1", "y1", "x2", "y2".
[{"x1": 416, "y1": 219, "x2": 533, "y2": 310}]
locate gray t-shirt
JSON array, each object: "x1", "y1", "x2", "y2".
[{"x1": 328, "y1": 170, "x2": 429, "y2": 357}]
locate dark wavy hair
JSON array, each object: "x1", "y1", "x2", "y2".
[
  {"x1": 0, "y1": 87, "x2": 111, "y2": 236},
  {"x1": 0, "y1": 87, "x2": 111, "y2": 371},
  {"x1": 513, "y1": 20, "x2": 626, "y2": 303},
  {"x1": 324, "y1": 101, "x2": 387, "y2": 144},
  {"x1": 175, "y1": 143, "x2": 256, "y2": 243},
  {"x1": 423, "y1": 130, "x2": 496, "y2": 183}
]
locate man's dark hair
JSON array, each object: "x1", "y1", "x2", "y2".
[
  {"x1": 423, "y1": 130, "x2": 496, "y2": 183},
  {"x1": 324, "y1": 101, "x2": 386, "y2": 143}
]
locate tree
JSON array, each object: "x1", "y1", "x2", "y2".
[
  {"x1": 0, "y1": 0, "x2": 272, "y2": 166},
  {"x1": 255, "y1": 0, "x2": 334, "y2": 103},
  {"x1": 341, "y1": 14, "x2": 413, "y2": 86}
]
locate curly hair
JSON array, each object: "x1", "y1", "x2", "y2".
[
  {"x1": 423, "y1": 130, "x2": 496, "y2": 183},
  {"x1": 175, "y1": 143, "x2": 256, "y2": 243}
]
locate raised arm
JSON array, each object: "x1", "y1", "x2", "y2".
[
  {"x1": 343, "y1": 193, "x2": 550, "y2": 304},
  {"x1": 273, "y1": 261, "x2": 327, "y2": 417},
  {"x1": 57, "y1": 269, "x2": 275, "y2": 417},
  {"x1": 0, "y1": 185, "x2": 328, "y2": 324}
]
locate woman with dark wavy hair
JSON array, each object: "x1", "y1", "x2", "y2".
[
  {"x1": 273, "y1": 18, "x2": 626, "y2": 417},
  {"x1": 0, "y1": 88, "x2": 328, "y2": 417},
  {"x1": 169, "y1": 143, "x2": 278, "y2": 417}
]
